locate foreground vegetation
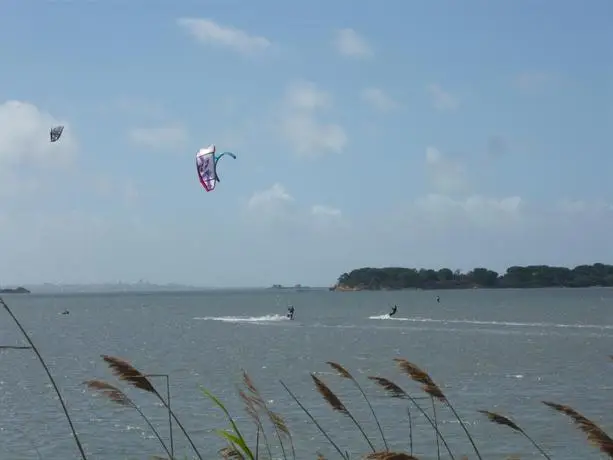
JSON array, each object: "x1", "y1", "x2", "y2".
[
  {"x1": 1, "y1": 296, "x2": 612, "y2": 459},
  {"x1": 333, "y1": 263, "x2": 613, "y2": 291}
]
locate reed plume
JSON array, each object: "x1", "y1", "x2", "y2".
[
  {"x1": 280, "y1": 379, "x2": 348, "y2": 459},
  {"x1": 84, "y1": 379, "x2": 173, "y2": 459},
  {"x1": 477, "y1": 410, "x2": 551, "y2": 459},
  {"x1": 327, "y1": 361, "x2": 389, "y2": 452},
  {"x1": 393, "y1": 359, "x2": 444, "y2": 458},
  {"x1": 0, "y1": 297, "x2": 88, "y2": 460},
  {"x1": 311, "y1": 373, "x2": 376, "y2": 453},
  {"x1": 242, "y1": 369, "x2": 295, "y2": 459},
  {"x1": 100, "y1": 354, "x2": 202, "y2": 460},
  {"x1": 219, "y1": 445, "x2": 244, "y2": 458},
  {"x1": 543, "y1": 401, "x2": 613, "y2": 457},
  {"x1": 368, "y1": 376, "x2": 455, "y2": 460},
  {"x1": 239, "y1": 388, "x2": 273, "y2": 459},
  {"x1": 393, "y1": 358, "x2": 482, "y2": 460}
]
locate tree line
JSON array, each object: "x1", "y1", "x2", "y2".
[{"x1": 334, "y1": 263, "x2": 613, "y2": 290}]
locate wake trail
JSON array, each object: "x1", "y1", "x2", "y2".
[
  {"x1": 193, "y1": 314, "x2": 290, "y2": 324},
  {"x1": 368, "y1": 315, "x2": 613, "y2": 330}
]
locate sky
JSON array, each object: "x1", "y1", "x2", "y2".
[{"x1": 0, "y1": 0, "x2": 611, "y2": 287}]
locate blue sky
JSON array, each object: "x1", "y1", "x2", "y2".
[{"x1": 0, "y1": 0, "x2": 611, "y2": 287}]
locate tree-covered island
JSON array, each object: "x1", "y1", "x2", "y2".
[{"x1": 331, "y1": 263, "x2": 613, "y2": 291}]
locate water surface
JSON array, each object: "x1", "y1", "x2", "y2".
[{"x1": 0, "y1": 288, "x2": 612, "y2": 459}]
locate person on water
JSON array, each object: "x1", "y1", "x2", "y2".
[
  {"x1": 287, "y1": 305, "x2": 295, "y2": 320},
  {"x1": 389, "y1": 304, "x2": 398, "y2": 317},
  {"x1": 436, "y1": 296, "x2": 440, "y2": 303}
]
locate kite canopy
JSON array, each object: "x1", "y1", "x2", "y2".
[
  {"x1": 196, "y1": 144, "x2": 237, "y2": 193},
  {"x1": 196, "y1": 144, "x2": 217, "y2": 192},
  {"x1": 50, "y1": 125, "x2": 64, "y2": 142}
]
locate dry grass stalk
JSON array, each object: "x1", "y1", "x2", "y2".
[
  {"x1": 368, "y1": 375, "x2": 456, "y2": 460},
  {"x1": 394, "y1": 358, "x2": 446, "y2": 459},
  {"x1": 268, "y1": 407, "x2": 296, "y2": 458},
  {"x1": 478, "y1": 410, "x2": 521, "y2": 432},
  {"x1": 327, "y1": 361, "x2": 389, "y2": 452},
  {"x1": 100, "y1": 355, "x2": 202, "y2": 460},
  {"x1": 393, "y1": 359, "x2": 437, "y2": 388},
  {"x1": 84, "y1": 379, "x2": 132, "y2": 406},
  {"x1": 364, "y1": 453, "x2": 419, "y2": 459},
  {"x1": 219, "y1": 446, "x2": 244, "y2": 458},
  {"x1": 478, "y1": 410, "x2": 551, "y2": 459},
  {"x1": 422, "y1": 383, "x2": 445, "y2": 402},
  {"x1": 269, "y1": 410, "x2": 290, "y2": 438},
  {"x1": 242, "y1": 370, "x2": 294, "y2": 459},
  {"x1": 0, "y1": 297, "x2": 88, "y2": 460},
  {"x1": 327, "y1": 361, "x2": 353, "y2": 379},
  {"x1": 84, "y1": 379, "x2": 174, "y2": 459},
  {"x1": 543, "y1": 401, "x2": 613, "y2": 457},
  {"x1": 242, "y1": 370, "x2": 265, "y2": 407},
  {"x1": 311, "y1": 373, "x2": 376, "y2": 453},
  {"x1": 394, "y1": 358, "x2": 482, "y2": 460},
  {"x1": 368, "y1": 377, "x2": 407, "y2": 398},
  {"x1": 393, "y1": 360, "x2": 444, "y2": 460},
  {"x1": 238, "y1": 388, "x2": 273, "y2": 459},
  {"x1": 280, "y1": 379, "x2": 348, "y2": 459},
  {"x1": 312, "y1": 373, "x2": 347, "y2": 413},
  {"x1": 101, "y1": 354, "x2": 156, "y2": 393}
]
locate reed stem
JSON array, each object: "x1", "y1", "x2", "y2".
[{"x1": 0, "y1": 297, "x2": 87, "y2": 460}]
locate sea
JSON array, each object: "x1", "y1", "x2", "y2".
[{"x1": 0, "y1": 287, "x2": 612, "y2": 460}]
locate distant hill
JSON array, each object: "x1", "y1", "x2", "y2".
[{"x1": 17, "y1": 282, "x2": 202, "y2": 294}]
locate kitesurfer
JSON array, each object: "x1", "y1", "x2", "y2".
[
  {"x1": 389, "y1": 305, "x2": 398, "y2": 317},
  {"x1": 287, "y1": 305, "x2": 295, "y2": 320},
  {"x1": 436, "y1": 295, "x2": 440, "y2": 303}
]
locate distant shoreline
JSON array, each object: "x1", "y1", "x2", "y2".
[
  {"x1": 331, "y1": 263, "x2": 613, "y2": 291},
  {"x1": 0, "y1": 287, "x2": 30, "y2": 294}
]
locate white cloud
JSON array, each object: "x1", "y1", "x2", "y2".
[
  {"x1": 361, "y1": 88, "x2": 398, "y2": 112},
  {"x1": 279, "y1": 81, "x2": 347, "y2": 157},
  {"x1": 109, "y1": 97, "x2": 166, "y2": 120},
  {"x1": 285, "y1": 81, "x2": 330, "y2": 111},
  {"x1": 426, "y1": 84, "x2": 459, "y2": 111},
  {"x1": 0, "y1": 100, "x2": 78, "y2": 198},
  {"x1": 2, "y1": 189, "x2": 613, "y2": 287},
  {"x1": 425, "y1": 146, "x2": 469, "y2": 194},
  {"x1": 414, "y1": 193, "x2": 522, "y2": 229},
  {"x1": 93, "y1": 175, "x2": 140, "y2": 208},
  {"x1": 281, "y1": 115, "x2": 346, "y2": 156},
  {"x1": 334, "y1": 28, "x2": 373, "y2": 59},
  {"x1": 245, "y1": 184, "x2": 347, "y2": 233},
  {"x1": 0, "y1": 100, "x2": 77, "y2": 167},
  {"x1": 128, "y1": 123, "x2": 188, "y2": 151},
  {"x1": 177, "y1": 18, "x2": 271, "y2": 55},
  {"x1": 311, "y1": 205, "x2": 341, "y2": 217},
  {"x1": 247, "y1": 183, "x2": 294, "y2": 214}
]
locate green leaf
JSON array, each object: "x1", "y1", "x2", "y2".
[{"x1": 201, "y1": 387, "x2": 255, "y2": 460}]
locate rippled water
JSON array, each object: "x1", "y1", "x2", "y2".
[{"x1": 0, "y1": 287, "x2": 612, "y2": 459}]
